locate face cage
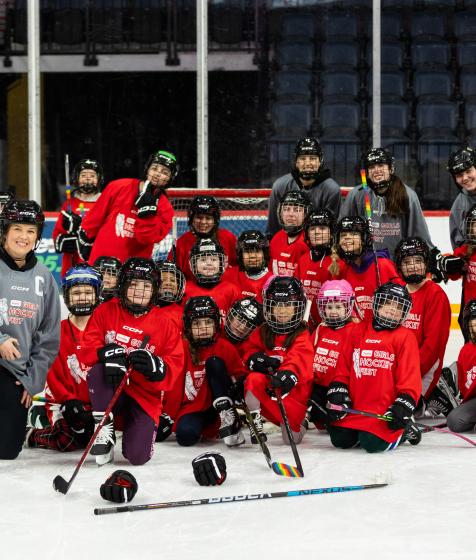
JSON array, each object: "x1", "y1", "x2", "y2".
[
  {"x1": 119, "y1": 279, "x2": 156, "y2": 316},
  {"x1": 190, "y1": 252, "x2": 225, "y2": 286},
  {"x1": 224, "y1": 307, "x2": 256, "y2": 342},
  {"x1": 278, "y1": 203, "x2": 307, "y2": 236},
  {"x1": 464, "y1": 216, "x2": 476, "y2": 245},
  {"x1": 372, "y1": 293, "x2": 411, "y2": 329},
  {"x1": 467, "y1": 319, "x2": 476, "y2": 343},
  {"x1": 186, "y1": 317, "x2": 218, "y2": 348},
  {"x1": 317, "y1": 297, "x2": 353, "y2": 328},
  {"x1": 398, "y1": 254, "x2": 428, "y2": 284},
  {"x1": 64, "y1": 286, "x2": 99, "y2": 316},
  {"x1": 263, "y1": 298, "x2": 305, "y2": 334},
  {"x1": 158, "y1": 270, "x2": 185, "y2": 303},
  {"x1": 306, "y1": 225, "x2": 332, "y2": 250},
  {"x1": 336, "y1": 231, "x2": 365, "y2": 262},
  {"x1": 239, "y1": 246, "x2": 267, "y2": 274}
]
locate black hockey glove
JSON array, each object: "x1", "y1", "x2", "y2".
[
  {"x1": 326, "y1": 381, "x2": 352, "y2": 422},
  {"x1": 440, "y1": 254, "x2": 465, "y2": 276},
  {"x1": 129, "y1": 349, "x2": 166, "y2": 382},
  {"x1": 308, "y1": 384, "x2": 328, "y2": 424},
  {"x1": 100, "y1": 470, "x2": 138, "y2": 504},
  {"x1": 97, "y1": 343, "x2": 128, "y2": 387},
  {"x1": 192, "y1": 452, "x2": 227, "y2": 486},
  {"x1": 248, "y1": 352, "x2": 281, "y2": 374},
  {"x1": 60, "y1": 399, "x2": 92, "y2": 431},
  {"x1": 134, "y1": 181, "x2": 160, "y2": 218},
  {"x1": 155, "y1": 412, "x2": 174, "y2": 442},
  {"x1": 61, "y1": 209, "x2": 82, "y2": 234},
  {"x1": 271, "y1": 369, "x2": 298, "y2": 397},
  {"x1": 385, "y1": 393, "x2": 416, "y2": 431},
  {"x1": 54, "y1": 233, "x2": 78, "y2": 254},
  {"x1": 428, "y1": 248, "x2": 447, "y2": 283},
  {"x1": 77, "y1": 228, "x2": 94, "y2": 261}
]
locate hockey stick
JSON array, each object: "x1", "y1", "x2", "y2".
[
  {"x1": 94, "y1": 481, "x2": 387, "y2": 516},
  {"x1": 65, "y1": 154, "x2": 71, "y2": 213},
  {"x1": 274, "y1": 391, "x2": 304, "y2": 477},
  {"x1": 361, "y1": 169, "x2": 382, "y2": 287},
  {"x1": 53, "y1": 335, "x2": 151, "y2": 495},
  {"x1": 326, "y1": 403, "x2": 476, "y2": 447}
]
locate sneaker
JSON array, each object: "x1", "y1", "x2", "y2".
[
  {"x1": 248, "y1": 410, "x2": 267, "y2": 444},
  {"x1": 425, "y1": 386, "x2": 454, "y2": 417},
  {"x1": 402, "y1": 423, "x2": 422, "y2": 446},
  {"x1": 213, "y1": 397, "x2": 245, "y2": 447},
  {"x1": 90, "y1": 412, "x2": 115, "y2": 465}
]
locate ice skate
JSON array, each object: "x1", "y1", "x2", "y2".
[
  {"x1": 90, "y1": 412, "x2": 115, "y2": 465},
  {"x1": 248, "y1": 409, "x2": 267, "y2": 444},
  {"x1": 213, "y1": 397, "x2": 245, "y2": 447}
]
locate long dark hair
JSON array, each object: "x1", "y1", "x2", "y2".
[
  {"x1": 260, "y1": 322, "x2": 307, "y2": 351},
  {"x1": 385, "y1": 176, "x2": 409, "y2": 216}
]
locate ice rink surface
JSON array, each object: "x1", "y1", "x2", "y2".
[{"x1": 1, "y1": 330, "x2": 474, "y2": 560}]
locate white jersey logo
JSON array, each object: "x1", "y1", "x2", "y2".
[
  {"x1": 185, "y1": 371, "x2": 198, "y2": 401},
  {"x1": 0, "y1": 298, "x2": 9, "y2": 326},
  {"x1": 67, "y1": 353, "x2": 87, "y2": 384},
  {"x1": 115, "y1": 213, "x2": 126, "y2": 237},
  {"x1": 353, "y1": 348, "x2": 361, "y2": 379},
  {"x1": 105, "y1": 330, "x2": 117, "y2": 344}
]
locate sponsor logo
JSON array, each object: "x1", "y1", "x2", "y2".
[
  {"x1": 123, "y1": 325, "x2": 143, "y2": 333},
  {"x1": 116, "y1": 333, "x2": 130, "y2": 344},
  {"x1": 10, "y1": 300, "x2": 21, "y2": 307},
  {"x1": 11, "y1": 286, "x2": 29, "y2": 291}
]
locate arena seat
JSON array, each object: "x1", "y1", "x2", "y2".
[
  {"x1": 323, "y1": 12, "x2": 358, "y2": 40},
  {"x1": 414, "y1": 72, "x2": 453, "y2": 101},
  {"x1": 276, "y1": 40, "x2": 314, "y2": 70},
  {"x1": 271, "y1": 101, "x2": 312, "y2": 137},
  {"x1": 321, "y1": 41, "x2": 359, "y2": 70},
  {"x1": 320, "y1": 71, "x2": 359, "y2": 101},
  {"x1": 274, "y1": 71, "x2": 312, "y2": 101},
  {"x1": 412, "y1": 42, "x2": 450, "y2": 70}
]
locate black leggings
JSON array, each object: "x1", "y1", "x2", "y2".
[{"x1": 0, "y1": 369, "x2": 28, "y2": 460}]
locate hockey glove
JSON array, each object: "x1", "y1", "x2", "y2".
[
  {"x1": 77, "y1": 228, "x2": 94, "y2": 261},
  {"x1": 100, "y1": 470, "x2": 138, "y2": 503},
  {"x1": 326, "y1": 382, "x2": 351, "y2": 422},
  {"x1": 440, "y1": 254, "x2": 465, "y2": 276},
  {"x1": 97, "y1": 343, "x2": 128, "y2": 387},
  {"x1": 248, "y1": 352, "x2": 281, "y2": 374},
  {"x1": 134, "y1": 181, "x2": 160, "y2": 218},
  {"x1": 61, "y1": 209, "x2": 82, "y2": 234},
  {"x1": 385, "y1": 393, "x2": 416, "y2": 431},
  {"x1": 428, "y1": 248, "x2": 447, "y2": 283},
  {"x1": 192, "y1": 452, "x2": 227, "y2": 486},
  {"x1": 271, "y1": 369, "x2": 298, "y2": 397},
  {"x1": 128, "y1": 349, "x2": 166, "y2": 382},
  {"x1": 155, "y1": 412, "x2": 174, "y2": 442},
  {"x1": 60, "y1": 399, "x2": 92, "y2": 432},
  {"x1": 54, "y1": 233, "x2": 78, "y2": 254},
  {"x1": 228, "y1": 377, "x2": 245, "y2": 406}
]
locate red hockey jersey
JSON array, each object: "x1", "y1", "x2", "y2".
[
  {"x1": 457, "y1": 342, "x2": 476, "y2": 402},
  {"x1": 81, "y1": 178, "x2": 174, "y2": 264},
  {"x1": 80, "y1": 299, "x2": 184, "y2": 423},
  {"x1": 184, "y1": 280, "x2": 241, "y2": 322},
  {"x1": 333, "y1": 321, "x2": 422, "y2": 442},
  {"x1": 222, "y1": 266, "x2": 273, "y2": 303},
  {"x1": 402, "y1": 280, "x2": 451, "y2": 398},
  {"x1": 170, "y1": 228, "x2": 237, "y2": 281},
  {"x1": 269, "y1": 230, "x2": 308, "y2": 277},
  {"x1": 156, "y1": 302, "x2": 184, "y2": 333},
  {"x1": 451, "y1": 245, "x2": 476, "y2": 306}
]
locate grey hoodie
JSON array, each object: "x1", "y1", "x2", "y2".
[
  {"x1": 449, "y1": 189, "x2": 476, "y2": 250},
  {"x1": 0, "y1": 250, "x2": 60, "y2": 395}
]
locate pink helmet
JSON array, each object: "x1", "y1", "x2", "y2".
[{"x1": 317, "y1": 279, "x2": 355, "y2": 327}]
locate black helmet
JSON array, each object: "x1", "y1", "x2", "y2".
[
  {"x1": 237, "y1": 230, "x2": 269, "y2": 275},
  {"x1": 224, "y1": 297, "x2": 263, "y2": 343},
  {"x1": 0, "y1": 190, "x2": 14, "y2": 212},
  {"x1": 93, "y1": 256, "x2": 122, "y2": 302},
  {"x1": 143, "y1": 150, "x2": 178, "y2": 186},
  {"x1": 372, "y1": 282, "x2": 412, "y2": 330},
  {"x1": 117, "y1": 257, "x2": 158, "y2": 315},
  {"x1": 62, "y1": 263, "x2": 102, "y2": 316},
  {"x1": 304, "y1": 208, "x2": 335, "y2": 259},
  {"x1": 71, "y1": 158, "x2": 104, "y2": 194},
  {"x1": 463, "y1": 203, "x2": 476, "y2": 245},
  {"x1": 187, "y1": 195, "x2": 221, "y2": 238},
  {"x1": 277, "y1": 190, "x2": 311, "y2": 236},
  {"x1": 362, "y1": 148, "x2": 395, "y2": 195},
  {"x1": 335, "y1": 216, "x2": 371, "y2": 262},
  {"x1": 0, "y1": 200, "x2": 45, "y2": 248},
  {"x1": 395, "y1": 237, "x2": 430, "y2": 284},
  {"x1": 292, "y1": 137, "x2": 324, "y2": 182},
  {"x1": 189, "y1": 238, "x2": 226, "y2": 287},
  {"x1": 447, "y1": 147, "x2": 476, "y2": 187},
  {"x1": 156, "y1": 261, "x2": 186, "y2": 304},
  {"x1": 183, "y1": 296, "x2": 221, "y2": 348},
  {"x1": 263, "y1": 276, "x2": 307, "y2": 334},
  {"x1": 463, "y1": 298, "x2": 476, "y2": 343}
]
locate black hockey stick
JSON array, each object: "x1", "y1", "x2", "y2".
[
  {"x1": 94, "y1": 481, "x2": 388, "y2": 516},
  {"x1": 274, "y1": 391, "x2": 304, "y2": 477},
  {"x1": 53, "y1": 335, "x2": 151, "y2": 495}
]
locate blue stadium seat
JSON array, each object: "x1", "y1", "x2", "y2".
[
  {"x1": 416, "y1": 101, "x2": 458, "y2": 140},
  {"x1": 457, "y1": 42, "x2": 476, "y2": 71},
  {"x1": 465, "y1": 102, "x2": 476, "y2": 136},
  {"x1": 319, "y1": 101, "x2": 360, "y2": 139},
  {"x1": 280, "y1": 14, "x2": 315, "y2": 40},
  {"x1": 461, "y1": 71, "x2": 476, "y2": 101},
  {"x1": 276, "y1": 41, "x2": 314, "y2": 70},
  {"x1": 211, "y1": 2, "x2": 244, "y2": 44},
  {"x1": 380, "y1": 43, "x2": 404, "y2": 70},
  {"x1": 381, "y1": 71, "x2": 405, "y2": 100},
  {"x1": 274, "y1": 71, "x2": 312, "y2": 101},
  {"x1": 412, "y1": 42, "x2": 450, "y2": 70},
  {"x1": 414, "y1": 72, "x2": 453, "y2": 100},
  {"x1": 323, "y1": 12, "x2": 358, "y2": 40},
  {"x1": 271, "y1": 101, "x2": 312, "y2": 136},
  {"x1": 319, "y1": 141, "x2": 359, "y2": 186},
  {"x1": 369, "y1": 102, "x2": 409, "y2": 139},
  {"x1": 381, "y1": 13, "x2": 403, "y2": 41},
  {"x1": 382, "y1": 0, "x2": 415, "y2": 7},
  {"x1": 455, "y1": 11, "x2": 476, "y2": 42},
  {"x1": 320, "y1": 71, "x2": 359, "y2": 101},
  {"x1": 410, "y1": 13, "x2": 447, "y2": 41},
  {"x1": 321, "y1": 42, "x2": 359, "y2": 70}
]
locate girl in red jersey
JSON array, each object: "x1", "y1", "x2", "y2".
[
  {"x1": 447, "y1": 300, "x2": 476, "y2": 432},
  {"x1": 26, "y1": 264, "x2": 102, "y2": 451},
  {"x1": 243, "y1": 276, "x2": 314, "y2": 445},
  {"x1": 80, "y1": 257, "x2": 184, "y2": 466},
  {"x1": 308, "y1": 280, "x2": 356, "y2": 429},
  {"x1": 336, "y1": 216, "x2": 399, "y2": 322},
  {"x1": 224, "y1": 230, "x2": 273, "y2": 303},
  {"x1": 326, "y1": 282, "x2": 422, "y2": 452},
  {"x1": 93, "y1": 256, "x2": 122, "y2": 303},
  {"x1": 77, "y1": 150, "x2": 176, "y2": 264},
  {"x1": 171, "y1": 195, "x2": 237, "y2": 280},
  {"x1": 395, "y1": 238, "x2": 453, "y2": 416},
  {"x1": 269, "y1": 190, "x2": 310, "y2": 277},
  {"x1": 155, "y1": 261, "x2": 186, "y2": 331},
  {"x1": 165, "y1": 296, "x2": 246, "y2": 447},
  {"x1": 53, "y1": 159, "x2": 103, "y2": 276}
]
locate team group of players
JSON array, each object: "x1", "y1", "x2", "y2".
[{"x1": 2, "y1": 139, "x2": 476, "y2": 484}]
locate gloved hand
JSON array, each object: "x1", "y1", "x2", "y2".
[
  {"x1": 60, "y1": 399, "x2": 92, "y2": 431},
  {"x1": 192, "y1": 452, "x2": 227, "y2": 486},
  {"x1": 77, "y1": 228, "x2": 94, "y2": 261},
  {"x1": 270, "y1": 369, "x2": 298, "y2": 397},
  {"x1": 54, "y1": 233, "x2": 78, "y2": 254},
  {"x1": 326, "y1": 382, "x2": 352, "y2": 422},
  {"x1": 248, "y1": 352, "x2": 281, "y2": 374},
  {"x1": 128, "y1": 349, "x2": 166, "y2": 382},
  {"x1": 134, "y1": 181, "x2": 160, "y2": 218},
  {"x1": 100, "y1": 470, "x2": 138, "y2": 503},
  {"x1": 385, "y1": 394, "x2": 416, "y2": 431},
  {"x1": 61, "y1": 209, "x2": 82, "y2": 234},
  {"x1": 97, "y1": 343, "x2": 128, "y2": 387},
  {"x1": 155, "y1": 412, "x2": 174, "y2": 442},
  {"x1": 440, "y1": 254, "x2": 465, "y2": 276}
]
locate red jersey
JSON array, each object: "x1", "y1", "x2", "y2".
[
  {"x1": 52, "y1": 197, "x2": 98, "y2": 276},
  {"x1": 170, "y1": 228, "x2": 237, "y2": 281},
  {"x1": 269, "y1": 230, "x2": 308, "y2": 277},
  {"x1": 457, "y1": 342, "x2": 476, "y2": 402},
  {"x1": 81, "y1": 178, "x2": 174, "y2": 264},
  {"x1": 333, "y1": 321, "x2": 422, "y2": 442},
  {"x1": 45, "y1": 318, "x2": 91, "y2": 423},
  {"x1": 222, "y1": 266, "x2": 273, "y2": 304},
  {"x1": 80, "y1": 299, "x2": 184, "y2": 423},
  {"x1": 402, "y1": 280, "x2": 451, "y2": 398},
  {"x1": 156, "y1": 302, "x2": 184, "y2": 333},
  {"x1": 452, "y1": 245, "x2": 476, "y2": 306},
  {"x1": 184, "y1": 280, "x2": 240, "y2": 323},
  {"x1": 311, "y1": 322, "x2": 356, "y2": 388}
]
